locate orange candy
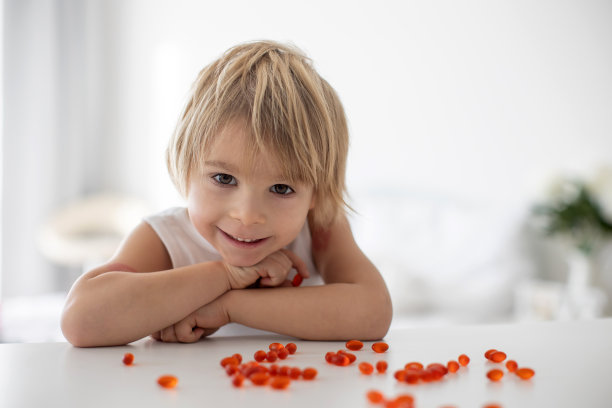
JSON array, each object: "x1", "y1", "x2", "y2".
[
  {"x1": 366, "y1": 390, "x2": 385, "y2": 404},
  {"x1": 157, "y1": 375, "x2": 178, "y2": 389},
  {"x1": 458, "y1": 354, "x2": 470, "y2": 366},
  {"x1": 447, "y1": 360, "x2": 460, "y2": 373},
  {"x1": 372, "y1": 342, "x2": 389, "y2": 353},
  {"x1": 376, "y1": 361, "x2": 388, "y2": 373},
  {"x1": 254, "y1": 350, "x2": 267, "y2": 362},
  {"x1": 266, "y1": 350, "x2": 278, "y2": 362},
  {"x1": 487, "y1": 369, "x2": 504, "y2": 381},
  {"x1": 250, "y1": 372, "x2": 270, "y2": 386},
  {"x1": 330, "y1": 353, "x2": 351, "y2": 366},
  {"x1": 405, "y1": 362, "x2": 423, "y2": 370},
  {"x1": 358, "y1": 362, "x2": 374, "y2": 375},
  {"x1": 490, "y1": 351, "x2": 507, "y2": 363},
  {"x1": 346, "y1": 339, "x2": 364, "y2": 351},
  {"x1": 302, "y1": 367, "x2": 318, "y2": 380},
  {"x1": 505, "y1": 360, "x2": 518, "y2": 372},
  {"x1": 339, "y1": 350, "x2": 357, "y2": 364},
  {"x1": 232, "y1": 353, "x2": 243, "y2": 364},
  {"x1": 270, "y1": 376, "x2": 291, "y2": 390},
  {"x1": 515, "y1": 367, "x2": 535, "y2": 380},
  {"x1": 483, "y1": 404, "x2": 503, "y2": 408},
  {"x1": 232, "y1": 374, "x2": 245, "y2": 387},
  {"x1": 484, "y1": 349, "x2": 497, "y2": 360},
  {"x1": 289, "y1": 367, "x2": 301, "y2": 379},
  {"x1": 122, "y1": 353, "x2": 134, "y2": 365},
  {"x1": 285, "y1": 343, "x2": 297, "y2": 354},
  {"x1": 269, "y1": 342, "x2": 284, "y2": 351},
  {"x1": 277, "y1": 347, "x2": 289, "y2": 360},
  {"x1": 220, "y1": 356, "x2": 240, "y2": 367}
]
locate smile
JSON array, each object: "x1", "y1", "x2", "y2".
[{"x1": 219, "y1": 228, "x2": 269, "y2": 247}]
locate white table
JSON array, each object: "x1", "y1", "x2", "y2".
[{"x1": 2, "y1": 318, "x2": 611, "y2": 408}]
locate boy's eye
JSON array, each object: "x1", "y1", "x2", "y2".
[
  {"x1": 270, "y1": 184, "x2": 294, "y2": 195},
  {"x1": 213, "y1": 173, "x2": 236, "y2": 185}
]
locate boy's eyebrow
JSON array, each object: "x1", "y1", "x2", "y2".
[{"x1": 204, "y1": 160, "x2": 238, "y2": 173}]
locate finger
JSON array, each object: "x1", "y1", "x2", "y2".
[
  {"x1": 175, "y1": 319, "x2": 200, "y2": 343},
  {"x1": 280, "y1": 248, "x2": 309, "y2": 279},
  {"x1": 160, "y1": 325, "x2": 178, "y2": 343}
]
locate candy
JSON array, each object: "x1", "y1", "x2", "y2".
[
  {"x1": 505, "y1": 360, "x2": 518, "y2": 372},
  {"x1": 302, "y1": 367, "x2": 318, "y2": 380},
  {"x1": 372, "y1": 342, "x2": 389, "y2": 353},
  {"x1": 515, "y1": 367, "x2": 535, "y2": 380},
  {"x1": 376, "y1": 360, "x2": 388, "y2": 373},
  {"x1": 122, "y1": 353, "x2": 134, "y2": 365},
  {"x1": 270, "y1": 376, "x2": 291, "y2": 389},
  {"x1": 291, "y1": 274, "x2": 303, "y2": 287},
  {"x1": 220, "y1": 356, "x2": 240, "y2": 367},
  {"x1": 289, "y1": 367, "x2": 302, "y2": 379},
  {"x1": 366, "y1": 390, "x2": 385, "y2": 403},
  {"x1": 490, "y1": 351, "x2": 507, "y2": 363},
  {"x1": 232, "y1": 374, "x2": 245, "y2": 387},
  {"x1": 250, "y1": 372, "x2": 270, "y2": 386},
  {"x1": 157, "y1": 375, "x2": 178, "y2": 388},
  {"x1": 486, "y1": 369, "x2": 504, "y2": 381},
  {"x1": 277, "y1": 347, "x2": 289, "y2": 360},
  {"x1": 358, "y1": 362, "x2": 374, "y2": 375},
  {"x1": 484, "y1": 349, "x2": 497, "y2": 360},
  {"x1": 269, "y1": 342, "x2": 284, "y2": 351},
  {"x1": 346, "y1": 340, "x2": 364, "y2": 351},
  {"x1": 285, "y1": 343, "x2": 297, "y2": 354},
  {"x1": 458, "y1": 354, "x2": 470, "y2": 366},
  {"x1": 266, "y1": 350, "x2": 278, "y2": 363},
  {"x1": 405, "y1": 362, "x2": 423, "y2": 370},
  {"x1": 254, "y1": 350, "x2": 267, "y2": 362},
  {"x1": 447, "y1": 360, "x2": 460, "y2": 373}
]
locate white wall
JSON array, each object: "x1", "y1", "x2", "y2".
[{"x1": 2, "y1": 0, "x2": 612, "y2": 318}]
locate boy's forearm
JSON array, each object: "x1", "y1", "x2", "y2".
[
  {"x1": 223, "y1": 284, "x2": 392, "y2": 340},
  {"x1": 62, "y1": 262, "x2": 230, "y2": 347}
]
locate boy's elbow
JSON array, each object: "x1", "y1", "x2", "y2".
[
  {"x1": 61, "y1": 305, "x2": 108, "y2": 348},
  {"x1": 372, "y1": 292, "x2": 393, "y2": 339}
]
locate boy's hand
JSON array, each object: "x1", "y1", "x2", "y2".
[
  {"x1": 224, "y1": 248, "x2": 309, "y2": 289},
  {"x1": 150, "y1": 296, "x2": 228, "y2": 343}
]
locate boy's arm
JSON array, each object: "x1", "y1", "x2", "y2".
[
  {"x1": 221, "y1": 215, "x2": 393, "y2": 340},
  {"x1": 61, "y1": 221, "x2": 231, "y2": 347}
]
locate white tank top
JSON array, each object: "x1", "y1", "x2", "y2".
[{"x1": 144, "y1": 207, "x2": 323, "y2": 286}]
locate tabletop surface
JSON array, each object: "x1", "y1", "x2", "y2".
[{"x1": 2, "y1": 318, "x2": 612, "y2": 408}]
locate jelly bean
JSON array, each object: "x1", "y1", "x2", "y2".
[
  {"x1": 376, "y1": 360, "x2": 388, "y2": 373},
  {"x1": 447, "y1": 360, "x2": 460, "y2": 373},
  {"x1": 279, "y1": 366, "x2": 291, "y2": 377},
  {"x1": 487, "y1": 369, "x2": 504, "y2": 381},
  {"x1": 325, "y1": 351, "x2": 335, "y2": 363},
  {"x1": 220, "y1": 356, "x2": 239, "y2": 367},
  {"x1": 458, "y1": 354, "x2": 470, "y2": 366},
  {"x1": 122, "y1": 353, "x2": 134, "y2": 366},
  {"x1": 482, "y1": 404, "x2": 503, "y2": 408},
  {"x1": 254, "y1": 350, "x2": 267, "y2": 362},
  {"x1": 404, "y1": 369, "x2": 421, "y2": 384},
  {"x1": 269, "y1": 342, "x2": 284, "y2": 351},
  {"x1": 372, "y1": 342, "x2": 389, "y2": 353},
  {"x1": 490, "y1": 351, "x2": 507, "y2": 363},
  {"x1": 266, "y1": 351, "x2": 278, "y2": 363},
  {"x1": 302, "y1": 367, "x2": 318, "y2": 380},
  {"x1": 277, "y1": 347, "x2": 289, "y2": 360},
  {"x1": 394, "y1": 394, "x2": 414, "y2": 404},
  {"x1": 505, "y1": 360, "x2": 518, "y2": 372},
  {"x1": 250, "y1": 372, "x2": 270, "y2": 386},
  {"x1": 346, "y1": 339, "x2": 364, "y2": 351},
  {"x1": 232, "y1": 373, "x2": 245, "y2": 387},
  {"x1": 289, "y1": 367, "x2": 301, "y2": 379},
  {"x1": 366, "y1": 390, "x2": 385, "y2": 404},
  {"x1": 427, "y1": 363, "x2": 448, "y2": 375},
  {"x1": 226, "y1": 365, "x2": 238, "y2": 376},
  {"x1": 339, "y1": 350, "x2": 356, "y2": 363},
  {"x1": 291, "y1": 274, "x2": 303, "y2": 287},
  {"x1": 359, "y1": 362, "x2": 374, "y2": 375},
  {"x1": 394, "y1": 369, "x2": 407, "y2": 382},
  {"x1": 515, "y1": 367, "x2": 535, "y2": 380},
  {"x1": 285, "y1": 343, "x2": 297, "y2": 354},
  {"x1": 270, "y1": 376, "x2": 291, "y2": 389},
  {"x1": 405, "y1": 362, "x2": 423, "y2": 370},
  {"x1": 232, "y1": 353, "x2": 243, "y2": 364},
  {"x1": 269, "y1": 364, "x2": 279, "y2": 376},
  {"x1": 157, "y1": 375, "x2": 178, "y2": 388},
  {"x1": 484, "y1": 349, "x2": 497, "y2": 360}
]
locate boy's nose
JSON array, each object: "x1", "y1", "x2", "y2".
[{"x1": 229, "y1": 193, "x2": 266, "y2": 226}]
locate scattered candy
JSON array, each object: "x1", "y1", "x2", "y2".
[
  {"x1": 157, "y1": 375, "x2": 178, "y2": 389},
  {"x1": 458, "y1": 354, "x2": 470, "y2": 366},
  {"x1": 346, "y1": 339, "x2": 364, "y2": 350},
  {"x1": 487, "y1": 369, "x2": 504, "y2": 381},
  {"x1": 376, "y1": 360, "x2": 388, "y2": 374},
  {"x1": 447, "y1": 360, "x2": 460, "y2": 373},
  {"x1": 366, "y1": 390, "x2": 385, "y2": 404},
  {"x1": 122, "y1": 353, "x2": 134, "y2": 366},
  {"x1": 505, "y1": 360, "x2": 518, "y2": 372},
  {"x1": 254, "y1": 350, "x2": 267, "y2": 362},
  {"x1": 358, "y1": 362, "x2": 374, "y2": 375},
  {"x1": 371, "y1": 342, "x2": 389, "y2": 353},
  {"x1": 490, "y1": 351, "x2": 507, "y2": 363},
  {"x1": 291, "y1": 274, "x2": 303, "y2": 287},
  {"x1": 285, "y1": 343, "x2": 297, "y2": 354},
  {"x1": 302, "y1": 367, "x2": 318, "y2": 380},
  {"x1": 515, "y1": 367, "x2": 535, "y2": 380},
  {"x1": 270, "y1": 376, "x2": 291, "y2": 389}
]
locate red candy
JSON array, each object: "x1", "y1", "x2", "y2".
[
  {"x1": 220, "y1": 356, "x2": 239, "y2": 367},
  {"x1": 157, "y1": 375, "x2": 178, "y2": 388},
  {"x1": 490, "y1": 351, "x2": 507, "y2": 363},
  {"x1": 269, "y1": 342, "x2": 284, "y2": 351},
  {"x1": 366, "y1": 390, "x2": 385, "y2": 403},
  {"x1": 487, "y1": 369, "x2": 504, "y2": 381},
  {"x1": 505, "y1": 360, "x2": 518, "y2": 372},
  {"x1": 358, "y1": 362, "x2": 374, "y2": 375},
  {"x1": 515, "y1": 367, "x2": 535, "y2": 380},
  {"x1": 277, "y1": 347, "x2": 289, "y2": 360},
  {"x1": 346, "y1": 339, "x2": 364, "y2": 351},
  {"x1": 372, "y1": 342, "x2": 389, "y2": 353},
  {"x1": 291, "y1": 274, "x2": 303, "y2": 287},
  {"x1": 266, "y1": 350, "x2": 278, "y2": 363},
  {"x1": 254, "y1": 350, "x2": 267, "y2": 362},
  {"x1": 232, "y1": 374, "x2": 245, "y2": 387},
  {"x1": 376, "y1": 361, "x2": 388, "y2": 373},
  {"x1": 122, "y1": 353, "x2": 134, "y2": 366},
  {"x1": 250, "y1": 372, "x2": 270, "y2": 386},
  {"x1": 458, "y1": 354, "x2": 470, "y2": 366},
  {"x1": 302, "y1": 367, "x2": 317, "y2": 380},
  {"x1": 270, "y1": 376, "x2": 291, "y2": 389},
  {"x1": 285, "y1": 343, "x2": 297, "y2": 354},
  {"x1": 447, "y1": 360, "x2": 460, "y2": 373}
]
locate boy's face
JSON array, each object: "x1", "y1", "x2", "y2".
[{"x1": 187, "y1": 121, "x2": 315, "y2": 267}]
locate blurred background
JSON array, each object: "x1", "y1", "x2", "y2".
[{"x1": 1, "y1": 0, "x2": 611, "y2": 342}]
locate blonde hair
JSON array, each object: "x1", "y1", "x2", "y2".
[{"x1": 166, "y1": 40, "x2": 349, "y2": 229}]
